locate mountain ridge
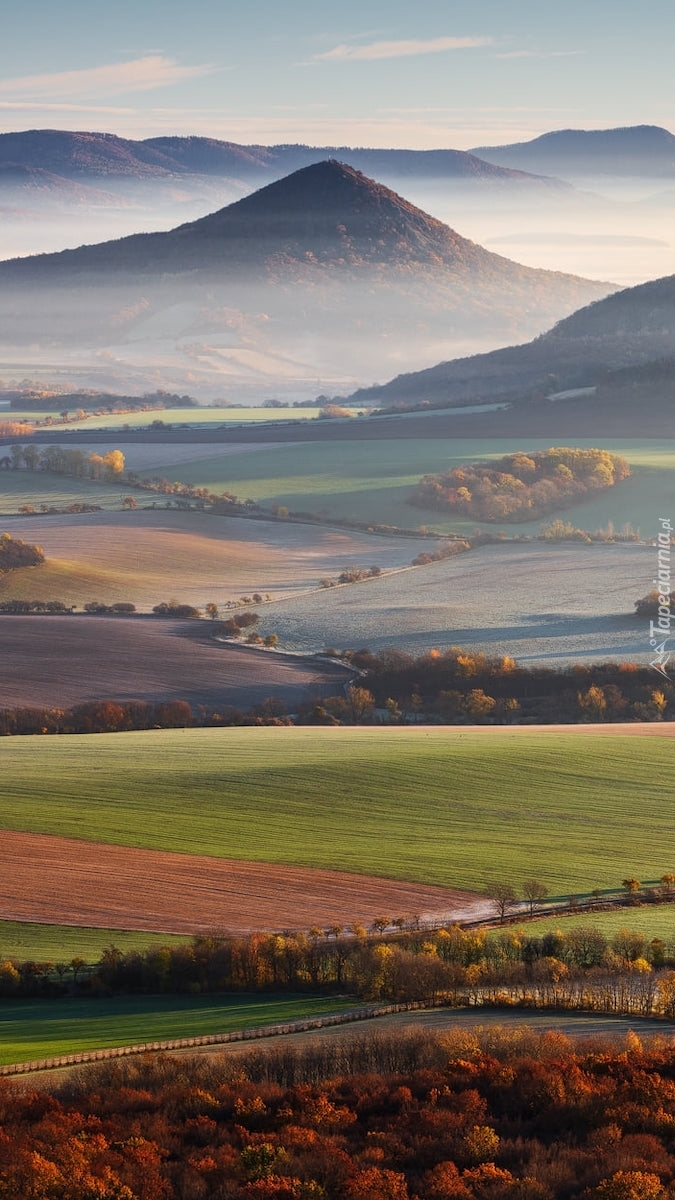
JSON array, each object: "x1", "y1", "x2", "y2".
[
  {"x1": 0, "y1": 129, "x2": 565, "y2": 189},
  {"x1": 473, "y1": 125, "x2": 675, "y2": 176}
]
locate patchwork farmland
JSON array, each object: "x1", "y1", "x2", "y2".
[{"x1": 1, "y1": 727, "x2": 674, "y2": 910}]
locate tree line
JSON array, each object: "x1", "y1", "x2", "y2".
[
  {"x1": 0, "y1": 696, "x2": 293, "y2": 736},
  {"x1": 5, "y1": 443, "x2": 125, "y2": 478},
  {"x1": 6, "y1": 910, "x2": 675, "y2": 1007},
  {"x1": 338, "y1": 648, "x2": 674, "y2": 725}
]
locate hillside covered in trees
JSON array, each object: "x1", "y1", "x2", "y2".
[
  {"x1": 409, "y1": 448, "x2": 630, "y2": 522},
  {"x1": 6, "y1": 1030, "x2": 675, "y2": 1197}
]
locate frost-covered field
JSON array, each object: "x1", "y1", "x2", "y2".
[{"x1": 257, "y1": 541, "x2": 654, "y2": 665}]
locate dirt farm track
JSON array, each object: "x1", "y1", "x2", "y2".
[
  {"x1": 0, "y1": 616, "x2": 350, "y2": 709},
  {"x1": 0, "y1": 831, "x2": 487, "y2": 935}
]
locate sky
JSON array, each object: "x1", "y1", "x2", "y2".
[{"x1": 0, "y1": 0, "x2": 673, "y2": 148}]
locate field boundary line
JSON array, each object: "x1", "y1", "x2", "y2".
[{"x1": 0, "y1": 999, "x2": 436, "y2": 1078}]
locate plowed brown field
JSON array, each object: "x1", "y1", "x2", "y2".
[
  {"x1": 0, "y1": 831, "x2": 486, "y2": 935},
  {"x1": 0, "y1": 616, "x2": 348, "y2": 709}
]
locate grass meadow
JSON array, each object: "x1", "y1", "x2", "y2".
[
  {"x1": 0, "y1": 994, "x2": 352, "y2": 1066},
  {"x1": 0, "y1": 727, "x2": 673, "y2": 896},
  {"x1": 513, "y1": 906, "x2": 675, "y2": 944},
  {"x1": 0, "y1": 921, "x2": 188, "y2": 962},
  {"x1": 163, "y1": 437, "x2": 675, "y2": 537}
]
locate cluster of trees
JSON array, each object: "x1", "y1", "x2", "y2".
[
  {"x1": 0, "y1": 696, "x2": 294, "y2": 737},
  {"x1": 412, "y1": 540, "x2": 471, "y2": 566},
  {"x1": 6, "y1": 443, "x2": 125, "y2": 478},
  {"x1": 320, "y1": 566, "x2": 382, "y2": 588},
  {"x1": 152, "y1": 600, "x2": 202, "y2": 619},
  {"x1": 217, "y1": 612, "x2": 280, "y2": 647},
  {"x1": 410, "y1": 448, "x2": 631, "y2": 522},
  {"x1": 18, "y1": 501, "x2": 102, "y2": 515},
  {"x1": 0, "y1": 419, "x2": 35, "y2": 438},
  {"x1": 83, "y1": 601, "x2": 136, "y2": 614},
  {"x1": 8, "y1": 1030, "x2": 675, "y2": 1199},
  {"x1": 332, "y1": 648, "x2": 675, "y2": 725},
  {"x1": 0, "y1": 531, "x2": 44, "y2": 569},
  {"x1": 317, "y1": 402, "x2": 355, "y2": 419},
  {"x1": 0, "y1": 599, "x2": 70, "y2": 614},
  {"x1": 540, "y1": 520, "x2": 640, "y2": 544}
]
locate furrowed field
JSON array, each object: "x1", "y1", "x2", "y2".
[{"x1": 1, "y1": 727, "x2": 673, "y2": 897}]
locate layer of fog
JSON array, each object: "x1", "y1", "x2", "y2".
[
  {"x1": 1, "y1": 171, "x2": 673, "y2": 288},
  {"x1": 0, "y1": 169, "x2": 671, "y2": 400},
  {"x1": 395, "y1": 177, "x2": 675, "y2": 289},
  {"x1": 0, "y1": 271, "x2": 583, "y2": 404}
]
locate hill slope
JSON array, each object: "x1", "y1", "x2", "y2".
[
  {"x1": 0, "y1": 160, "x2": 613, "y2": 397},
  {"x1": 350, "y1": 271, "x2": 675, "y2": 411},
  {"x1": 0, "y1": 159, "x2": 594, "y2": 281}
]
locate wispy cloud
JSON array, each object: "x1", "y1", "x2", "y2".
[
  {"x1": 0, "y1": 56, "x2": 215, "y2": 101},
  {"x1": 494, "y1": 50, "x2": 586, "y2": 60},
  {"x1": 316, "y1": 36, "x2": 492, "y2": 62}
]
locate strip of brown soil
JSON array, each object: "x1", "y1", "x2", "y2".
[
  {"x1": 0, "y1": 617, "x2": 348, "y2": 709},
  {"x1": 0, "y1": 831, "x2": 486, "y2": 936}
]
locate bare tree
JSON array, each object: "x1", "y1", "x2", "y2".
[
  {"x1": 522, "y1": 879, "x2": 548, "y2": 919},
  {"x1": 485, "y1": 883, "x2": 518, "y2": 924}
]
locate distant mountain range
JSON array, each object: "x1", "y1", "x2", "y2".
[
  {"x1": 0, "y1": 160, "x2": 613, "y2": 398},
  {"x1": 350, "y1": 271, "x2": 675, "y2": 408},
  {"x1": 0, "y1": 129, "x2": 566, "y2": 194},
  {"x1": 473, "y1": 125, "x2": 675, "y2": 177}
]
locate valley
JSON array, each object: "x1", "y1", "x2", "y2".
[{"x1": 1, "y1": 117, "x2": 675, "y2": 1131}]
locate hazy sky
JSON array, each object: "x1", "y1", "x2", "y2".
[{"x1": 1, "y1": 0, "x2": 673, "y2": 147}]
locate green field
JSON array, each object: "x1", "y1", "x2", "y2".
[
  {"x1": 514, "y1": 906, "x2": 675, "y2": 944},
  {"x1": 0, "y1": 472, "x2": 129, "y2": 516},
  {"x1": 4, "y1": 435, "x2": 674, "y2": 534},
  {"x1": 0, "y1": 994, "x2": 352, "y2": 1066},
  {"x1": 0, "y1": 921, "x2": 188, "y2": 963},
  {"x1": 1, "y1": 727, "x2": 673, "y2": 894},
  {"x1": 10, "y1": 407, "x2": 321, "y2": 430},
  {"x1": 163, "y1": 436, "x2": 675, "y2": 536}
]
